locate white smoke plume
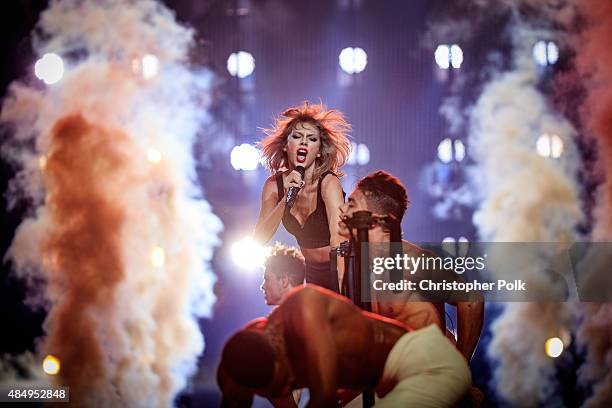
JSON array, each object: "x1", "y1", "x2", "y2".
[
  {"x1": 1, "y1": 0, "x2": 222, "y2": 406},
  {"x1": 467, "y1": 12, "x2": 583, "y2": 408}
]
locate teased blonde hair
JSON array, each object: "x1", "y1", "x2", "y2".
[{"x1": 258, "y1": 101, "x2": 351, "y2": 180}]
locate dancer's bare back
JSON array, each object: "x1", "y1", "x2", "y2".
[{"x1": 219, "y1": 285, "x2": 408, "y2": 407}]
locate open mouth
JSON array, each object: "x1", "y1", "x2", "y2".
[{"x1": 296, "y1": 148, "x2": 308, "y2": 163}]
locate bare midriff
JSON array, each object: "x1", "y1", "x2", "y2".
[{"x1": 300, "y1": 245, "x2": 332, "y2": 263}]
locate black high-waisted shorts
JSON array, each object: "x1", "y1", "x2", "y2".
[{"x1": 305, "y1": 260, "x2": 339, "y2": 293}]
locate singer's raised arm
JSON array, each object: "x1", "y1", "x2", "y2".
[
  {"x1": 253, "y1": 175, "x2": 286, "y2": 244},
  {"x1": 254, "y1": 170, "x2": 305, "y2": 244}
]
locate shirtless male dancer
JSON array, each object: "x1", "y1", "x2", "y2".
[
  {"x1": 338, "y1": 170, "x2": 484, "y2": 361},
  {"x1": 218, "y1": 285, "x2": 471, "y2": 407}
]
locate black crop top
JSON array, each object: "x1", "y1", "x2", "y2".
[{"x1": 275, "y1": 171, "x2": 343, "y2": 249}]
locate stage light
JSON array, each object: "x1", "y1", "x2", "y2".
[
  {"x1": 435, "y1": 45, "x2": 450, "y2": 69},
  {"x1": 442, "y1": 237, "x2": 470, "y2": 257},
  {"x1": 339, "y1": 47, "x2": 368, "y2": 74},
  {"x1": 231, "y1": 236, "x2": 269, "y2": 269},
  {"x1": 227, "y1": 51, "x2": 255, "y2": 78},
  {"x1": 536, "y1": 133, "x2": 563, "y2": 158},
  {"x1": 443, "y1": 237, "x2": 469, "y2": 243},
  {"x1": 550, "y1": 134, "x2": 563, "y2": 158},
  {"x1": 347, "y1": 143, "x2": 370, "y2": 166},
  {"x1": 545, "y1": 337, "x2": 564, "y2": 358},
  {"x1": 34, "y1": 53, "x2": 64, "y2": 85},
  {"x1": 230, "y1": 143, "x2": 259, "y2": 171},
  {"x1": 356, "y1": 143, "x2": 370, "y2": 165},
  {"x1": 146, "y1": 147, "x2": 162, "y2": 163},
  {"x1": 547, "y1": 42, "x2": 559, "y2": 64},
  {"x1": 141, "y1": 54, "x2": 159, "y2": 79},
  {"x1": 435, "y1": 44, "x2": 463, "y2": 70},
  {"x1": 454, "y1": 139, "x2": 466, "y2": 162},
  {"x1": 438, "y1": 138, "x2": 466, "y2": 163},
  {"x1": 43, "y1": 354, "x2": 61, "y2": 375},
  {"x1": 442, "y1": 237, "x2": 456, "y2": 256},
  {"x1": 437, "y1": 138, "x2": 453, "y2": 163},
  {"x1": 450, "y1": 45, "x2": 463, "y2": 69},
  {"x1": 151, "y1": 246, "x2": 165, "y2": 268},
  {"x1": 533, "y1": 40, "x2": 559, "y2": 66}
]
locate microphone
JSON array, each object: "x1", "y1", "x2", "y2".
[{"x1": 285, "y1": 165, "x2": 305, "y2": 209}]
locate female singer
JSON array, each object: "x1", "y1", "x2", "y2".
[{"x1": 254, "y1": 101, "x2": 351, "y2": 292}]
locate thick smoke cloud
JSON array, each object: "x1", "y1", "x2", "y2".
[
  {"x1": 1, "y1": 0, "x2": 221, "y2": 406},
  {"x1": 425, "y1": 1, "x2": 584, "y2": 405},
  {"x1": 418, "y1": 0, "x2": 612, "y2": 404},
  {"x1": 469, "y1": 35, "x2": 582, "y2": 404}
]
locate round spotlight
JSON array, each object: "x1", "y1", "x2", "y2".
[
  {"x1": 141, "y1": 54, "x2": 159, "y2": 80},
  {"x1": 339, "y1": 47, "x2": 368, "y2": 74},
  {"x1": 547, "y1": 42, "x2": 559, "y2": 65},
  {"x1": 437, "y1": 137, "x2": 453, "y2": 163},
  {"x1": 550, "y1": 134, "x2": 564, "y2": 158},
  {"x1": 356, "y1": 143, "x2": 370, "y2": 165},
  {"x1": 43, "y1": 354, "x2": 61, "y2": 375},
  {"x1": 230, "y1": 143, "x2": 259, "y2": 171},
  {"x1": 150, "y1": 246, "x2": 165, "y2": 268},
  {"x1": 231, "y1": 237, "x2": 269, "y2": 269},
  {"x1": 536, "y1": 133, "x2": 563, "y2": 159},
  {"x1": 442, "y1": 237, "x2": 457, "y2": 256},
  {"x1": 353, "y1": 47, "x2": 368, "y2": 73},
  {"x1": 435, "y1": 45, "x2": 450, "y2": 70},
  {"x1": 533, "y1": 41, "x2": 547, "y2": 66},
  {"x1": 450, "y1": 44, "x2": 463, "y2": 69},
  {"x1": 454, "y1": 139, "x2": 466, "y2": 162},
  {"x1": 34, "y1": 53, "x2": 64, "y2": 85},
  {"x1": 545, "y1": 337, "x2": 564, "y2": 358},
  {"x1": 227, "y1": 51, "x2": 255, "y2": 78}
]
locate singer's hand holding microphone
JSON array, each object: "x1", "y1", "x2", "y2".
[{"x1": 283, "y1": 165, "x2": 305, "y2": 209}]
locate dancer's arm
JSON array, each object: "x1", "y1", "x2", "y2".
[
  {"x1": 287, "y1": 289, "x2": 338, "y2": 407},
  {"x1": 454, "y1": 300, "x2": 484, "y2": 361},
  {"x1": 322, "y1": 175, "x2": 346, "y2": 288},
  {"x1": 420, "y1": 246, "x2": 484, "y2": 361},
  {"x1": 218, "y1": 364, "x2": 254, "y2": 408},
  {"x1": 442, "y1": 267, "x2": 484, "y2": 361}
]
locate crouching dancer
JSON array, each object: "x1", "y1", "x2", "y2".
[{"x1": 217, "y1": 285, "x2": 470, "y2": 407}]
